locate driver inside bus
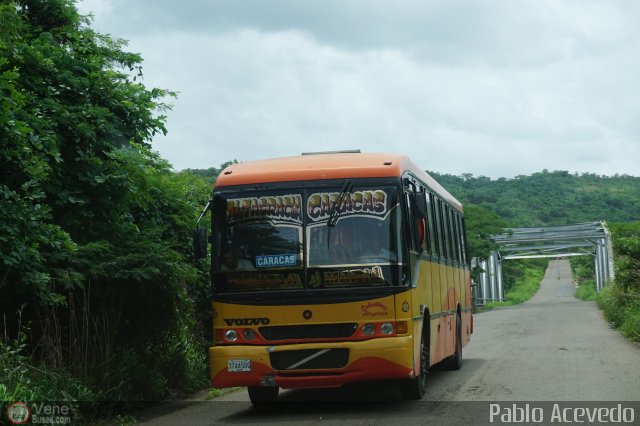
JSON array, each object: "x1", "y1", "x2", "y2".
[
  {"x1": 370, "y1": 233, "x2": 394, "y2": 259},
  {"x1": 221, "y1": 245, "x2": 255, "y2": 271}
]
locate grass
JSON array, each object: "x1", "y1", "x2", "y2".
[
  {"x1": 0, "y1": 330, "x2": 98, "y2": 424},
  {"x1": 597, "y1": 285, "x2": 640, "y2": 343},
  {"x1": 484, "y1": 267, "x2": 545, "y2": 309},
  {"x1": 575, "y1": 279, "x2": 597, "y2": 301},
  {"x1": 206, "y1": 388, "x2": 225, "y2": 400},
  {"x1": 619, "y1": 304, "x2": 640, "y2": 342},
  {"x1": 206, "y1": 387, "x2": 241, "y2": 400}
]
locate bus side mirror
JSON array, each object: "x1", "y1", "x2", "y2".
[
  {"x1": 194, "y1": 227, "x2": 208, "y2": 259},
  {"x1": 414, "y1": 192, "x2": 427, "y2": 219}
]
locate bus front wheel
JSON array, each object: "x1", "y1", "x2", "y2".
[{"x1": 248, "y1": 386, "x2": 279, "y2": 406}]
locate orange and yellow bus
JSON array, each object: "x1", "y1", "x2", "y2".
[{"x1": 196, "y1": 151, "x2": 472, "y2": 404}]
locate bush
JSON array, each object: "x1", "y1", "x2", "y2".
[
  {"x1": 569, "y1": 256, "x2": 595, "y2": 286},
  {"x1": 595, "y1": 222, "x2": 640, "y2": 343},
  {"x1": 597, "y1": 283, "x2": 626, "y2": 328},
  {"x1": 0, "y1": 328, "x2": 97, "y2": 420},
  {"x1": 484, "y1": 260, "x2": 546, "y2": 308},
  {"x1": 619, "y1": 299, "x2": 640, "y2": 342},
  {"x1": 575, "y1": 279, "x2": 597, "y2": 301},
  {"x1": 598, "y1": 284, "x2": 640, "y2": 342},
  {"x1": 0, "y1": 0, "x2": 214, "y2": 411}
]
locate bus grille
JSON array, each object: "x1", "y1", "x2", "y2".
[
  {"x1": 259, "y1": 323, "x2": 358, "y2": 341},
  {"x1": 270, "y1": 348, "x2": 349, "y2": 370}
]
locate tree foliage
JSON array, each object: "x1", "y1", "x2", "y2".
[
  {"x1": 431, "y1": 170, "x2": 640, "y2": 227},
  {"x1": 608, "y1": 222, "x2": 640, "y2": 292},
  {"x1": 0, "y1": 0, "x2": 212, "y2": 406},
  {"x1": 598, "y1": 222, "x2": 640, "y2": 342},
  {"x1": 182, "y1": 160, "x2": 237, "y2": 186},
  {"x1": 463, "y1": 204, "x2": 506, "y2": 260}
]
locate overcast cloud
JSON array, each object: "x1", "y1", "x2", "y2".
[{"x1": 77, "y1": 0, "x2": 640, "y2": 178}]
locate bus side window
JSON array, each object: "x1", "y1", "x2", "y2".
[
  {"x1": 450, "y1": 212, "x2": 459, "y2": 264},
  {"x1": 461, "y1": 216, "x2": 469, "y2": 266},
  {"x1": 454, "y1": 213, "x2": 464, "y2": 264},
  {"x1": 423, "y1": 191, "x2": 433, "y2": 255},
  {"x1": 449, "y1": 209, "x2": 460, "y2": 263},
  {"x1": 446, "y1": 207, "x2": 455, "y2": 261},
  {"x1": 446, "y1": 204, "x2": 454, "y2": 261},
  {"x1": 428, "y1": 193, "x2": 438, "y2": 257},
  {"x1": 413, "y1": 185, "x2": 428, "y2": 254},
  {"x1": 433, "y1": 197, "x2": 444, "y2": 259},
  {"x1": 404, "y1": 192, "x2": 416, "y2": 252},
  {"x1": 439, "y1": 200, "x2": 450, "y2": 260}
]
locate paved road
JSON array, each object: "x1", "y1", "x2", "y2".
[{"x1": 140, "y1": 260, "x2": 640, "y2": 425}]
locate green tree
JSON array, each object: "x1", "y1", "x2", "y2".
[
  {"x1": 183, "y1": 160, "x2": 237, "y2": 186},
  {"x1": 431, "y1": 171, "x2": 640, "y2": 227},
  {"x1": 608, "y1": 222, "x2": 640, "y2": 292},
  {"x1": 598, "y1": 222, "x2": 640, "y2": 342},
  {"x1": 1, "y1": 0, "x2": 211, "y2": 407},
  {"x1": 464, "y1": 204, "x2": 507, "y2": 260}
]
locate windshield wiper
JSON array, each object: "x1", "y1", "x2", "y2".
[
  {"x1": 326, "y1": 180, "x2": 352, "y2": 248},
  {"x1": 327, "y1": 180, "x2": 353, "y2": 228}
]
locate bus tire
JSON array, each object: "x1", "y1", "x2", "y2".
[
  {"x1": 400, "y1": 328, "x2": 428, "y2": 400},
  {"x1": 443, "y1": 312, "x2": 462, "y2": 370},
  {"x1": 248, "y1": 386, "x2": 279, "y2": 406}
]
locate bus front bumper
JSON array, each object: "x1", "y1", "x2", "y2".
[{"x1": 210, "y1": 336, "x2": 414, "y2": 389}]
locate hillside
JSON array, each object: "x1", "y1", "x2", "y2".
[
  {"x1": 188, "y1": 166, "x2": 640, "y2": 227},
  {"x1": 429, "y1": 170, "x2": 640, "y2": 226}
]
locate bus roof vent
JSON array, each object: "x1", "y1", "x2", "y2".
[{"x1": 301, "y1": 149, "x2": 361, "y2": 156}]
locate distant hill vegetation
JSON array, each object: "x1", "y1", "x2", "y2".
[
  {"x1": 189, "y1": 166, "x2": 639, "y2": 227},
  {"x1": 429, "y1": 170, "x2": 640, "y2": 227}
]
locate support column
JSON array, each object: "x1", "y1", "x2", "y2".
[
  {"x1": 488, "y1": 252, "x2": 498, "y2": 302},
  {"x1": 604, "y1": 222, "x2": 615, "y2": 281},
  {"x1": 471, "y1": 258, "x2": 482, "y2": 305},
  {"x1": 480, "y1": 259, "x2": 489, "y2": 303},
  {"x1": 496, "y1": 253, "x2": 504, "y2": 301},
  {"x1": 594, "y1": 240, "x2": 603, "y2": 293}
]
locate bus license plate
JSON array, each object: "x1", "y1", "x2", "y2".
[{"x1": 228, "y1": 359, "x2": 251, "y2": 372}]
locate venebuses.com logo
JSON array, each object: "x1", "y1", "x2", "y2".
[
  {"x1": 6, "y1": 402, "x2": 31, "y2": 424},
  {"x1": 5, "y1": 402, "x2": 73, "y2": 425}
]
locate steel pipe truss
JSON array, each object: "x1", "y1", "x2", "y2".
[{"x1": 472, "y1": 221, "x2": 614, "y2": 305}]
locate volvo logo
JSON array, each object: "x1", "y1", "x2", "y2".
[{"x1": 224, "y1": 318, "x2": 270, "y2": 326}]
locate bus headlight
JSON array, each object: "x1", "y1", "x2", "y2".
[
  {"x1": 362, "y1": 324, "x2": 375, "y2": 336},
  {"x1": 380, "y1": 322, "x2": 394, "y2": 335},
  {"x1": 243, "y1": 329, "x2": 256, "y2": 340},
  {"x1": 225, "y1": 329, "x2": 239, "y2": 342}
]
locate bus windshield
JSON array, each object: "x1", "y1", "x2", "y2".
[
  {"x1": 212, "y1": 184, "x2": 404, "y2": 292},
  {"x1": 307, "y1": 207, "x2": 401, "y2": 266}
]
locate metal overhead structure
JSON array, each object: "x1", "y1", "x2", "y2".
[{"x1": 473, "y1": 222, "x2": 614, "y2": 305}]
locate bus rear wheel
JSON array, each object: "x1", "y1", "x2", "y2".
[
  {"x1": 443, "y1": 313, "x2": 462, "y2": 370},
  {"x1": 248, "y1": 386, "x2": 279, "y2": 406},
  {"x1": 400, "y1": 331, "x2": 428, "y2": 400}
]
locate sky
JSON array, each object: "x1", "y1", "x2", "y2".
[{"x1": 76, "y1": 0, "x2": 640, "y2": 179}]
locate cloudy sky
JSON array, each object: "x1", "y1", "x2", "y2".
[{"x1": 77, "y1": 0, "x2": 640, "y2": 178}]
